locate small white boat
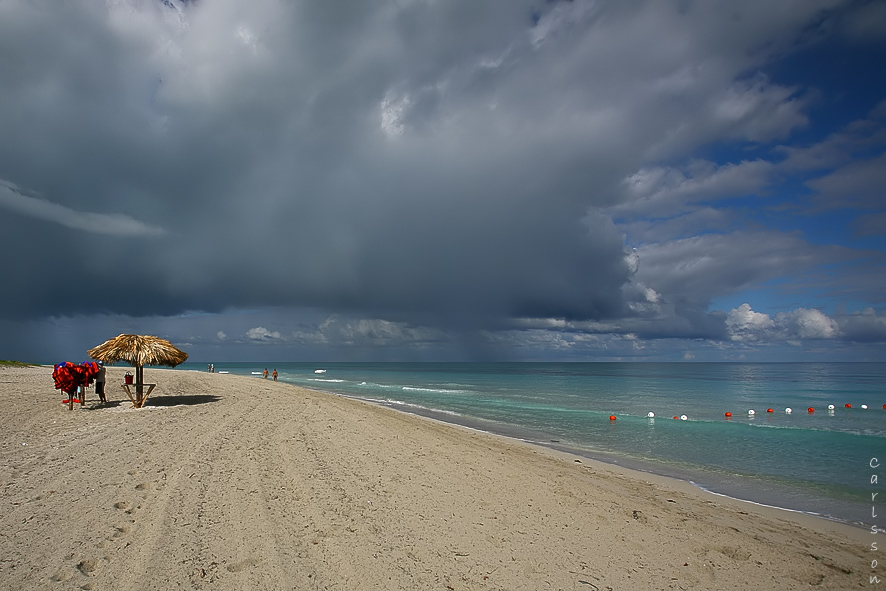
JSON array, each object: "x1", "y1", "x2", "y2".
[{"x1": 314, "y1": 369, "x2": 327, "y2": 374}]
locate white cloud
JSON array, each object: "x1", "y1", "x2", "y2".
[
  {"x1": 614, "y1": 159, "x2": 774, "y2": 220},
  {"x1": 780, "y1": 308, "x2": 840, "y2": 340},
  {"x1": 380, "y1": 91, "x2": 410, "y2": 136},
  {"x1": 726, "y1": 303, "x2": 775, "y2": 341},
  {"x1": 712, "y1": 75, "x2": 808, "y2": 142},
  {"x1": 245, "y1": 327, "x2": 282, "y2": 341},
  {"x1": 726, "y1": 304, "x2": 839, "y2": 342},
  {"x1": 630, "y1": 231, "x2": 853, "y2": 311}
]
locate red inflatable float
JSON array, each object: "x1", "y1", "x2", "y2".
[{"x1": 52, "y1": 361, "x2": 101, "y2": 409}]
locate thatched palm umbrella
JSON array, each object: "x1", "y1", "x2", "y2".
[{"x1": 88, "y1": 334, "x2": 189, "y2": 407}]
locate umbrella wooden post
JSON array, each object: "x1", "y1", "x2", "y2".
[
  {"x1": 121, "y1": 384, "x2": 138, "y2": 407},
  {"x1": 136, "y1": 365, "x2": 144, "y2": 406},
  {"x1": 127, "y1": 366, "x2": 157, "y2": 408},
  {"x1": 122, "y1": 381, "x2": 156, "y2": 408}
]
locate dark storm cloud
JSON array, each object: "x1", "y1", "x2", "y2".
[
  {"x1": 0, "y1": 0, "x2": 637, "y2": 324},
  {"x1": 1, "y1": 0, "x2": 884, "y2": 361}
]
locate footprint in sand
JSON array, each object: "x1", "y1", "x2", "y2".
[
  {"x1": 48, "y1": 568, "x2": 74, "y2": 582},
  {"x1": 135, "y1": 482, "x2": 153, "y2": 491},
  {"x1": 226, "y1": 557, "x2": 261, "y2": 572},
  {"x1": 113, "y1": 500, "x2": 136, "y2": 516},
  {"x1": 76, "y1": 558, "x2": 100, "y2": 575}
]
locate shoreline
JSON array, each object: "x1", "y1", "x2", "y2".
[
  {"x1": 315, "y1": 387, "x2": 871, "y2": 539},
  {"x1": 1, "y1": 365, "x2": 872, "y2": 589}
]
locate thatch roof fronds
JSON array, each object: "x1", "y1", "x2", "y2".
[{"x1": 87, "y1": 334, "x2": 189, "y2": 368}]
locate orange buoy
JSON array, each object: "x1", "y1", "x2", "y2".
[
  {"x1": 808, "y1": 407, "x2": 815, "y2": 413},
  {"x1": 673, "y1": 416, "x2": 679, "y2": 420},
  {"x1": 845, "y1": 403, "x2": 852, "y2": 408},
  {"x1": 766, "y1": 408, "x2": 774, "y2": 413},
  {"x1": 609, "y1": 415, "x2": 617, "y2": 421},
  {"x1": 725, "y1": 412, "x2": 732, "y2": 417}
]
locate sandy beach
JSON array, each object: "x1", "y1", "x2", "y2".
[{"x1": 0, "y1": 365, "x2": 871, "y2": 590}]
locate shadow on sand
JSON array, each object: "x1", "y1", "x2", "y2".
[
  {"x1": 144, "y1": 394, "x2": 222, "y2": 407},
  {"x1": 84, "y1": 400, "x2": 124, "y2": 410}
]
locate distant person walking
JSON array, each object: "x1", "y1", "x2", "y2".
[
  {"x1": 272, "y1": 369, "x2": 278, "y2": 381},
  {"x1": 263, "y1": 368, "x2": 269, "y2": 379},
  {"x1": 95, "y1": 362, "x2": 107, "y2": 403}
]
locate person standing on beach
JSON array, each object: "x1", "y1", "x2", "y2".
[
  {"x1": 272, "y1": 369, "x2": 278, "y2": 381},
  {"x1": 263, "y1": 368, "x2": 269, "y2": 379},
  {"x1": 95, "y1": 362, "x2": 107, "y2": 403}
]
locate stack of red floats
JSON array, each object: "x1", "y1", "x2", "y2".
[{"x1": 52, "y1": 361, "x2": 101, "y2": 402}]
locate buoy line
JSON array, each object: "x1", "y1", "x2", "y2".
[{"x1": 606, "y1": 402, "x2": 881, "y2": 421}]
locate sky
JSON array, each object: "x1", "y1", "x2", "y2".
[{"x1": 1, "y1": 0, "x2": 885, "y2": 363}]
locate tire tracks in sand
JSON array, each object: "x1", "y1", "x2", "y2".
[{"x1": 99, "y1": 380, "x2": 314, "y2": 591}]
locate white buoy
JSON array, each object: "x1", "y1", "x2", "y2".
[
  {"x1": 680, "y1": 414, "x2": 688, "y2": 421},
  {"x1": 748, "y1": 409, "x2": 755, "y2": 415},
  {"x1": 827, "y1": 404, "x2": 835, "y2": 410},
  {"x1": 785, "y1": 407, "x2": 792, "y2": 413},
  {"x1": 647, "y1": 411, "x2": 655, "y2": 418}
]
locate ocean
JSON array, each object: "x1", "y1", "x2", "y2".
[{"x1": 179, "y1": 362, "x2": 885, "y2": 529}]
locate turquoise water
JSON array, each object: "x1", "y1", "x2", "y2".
[{"x1": 180, "y1": 362, "x2": 885, "y2": 528}]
